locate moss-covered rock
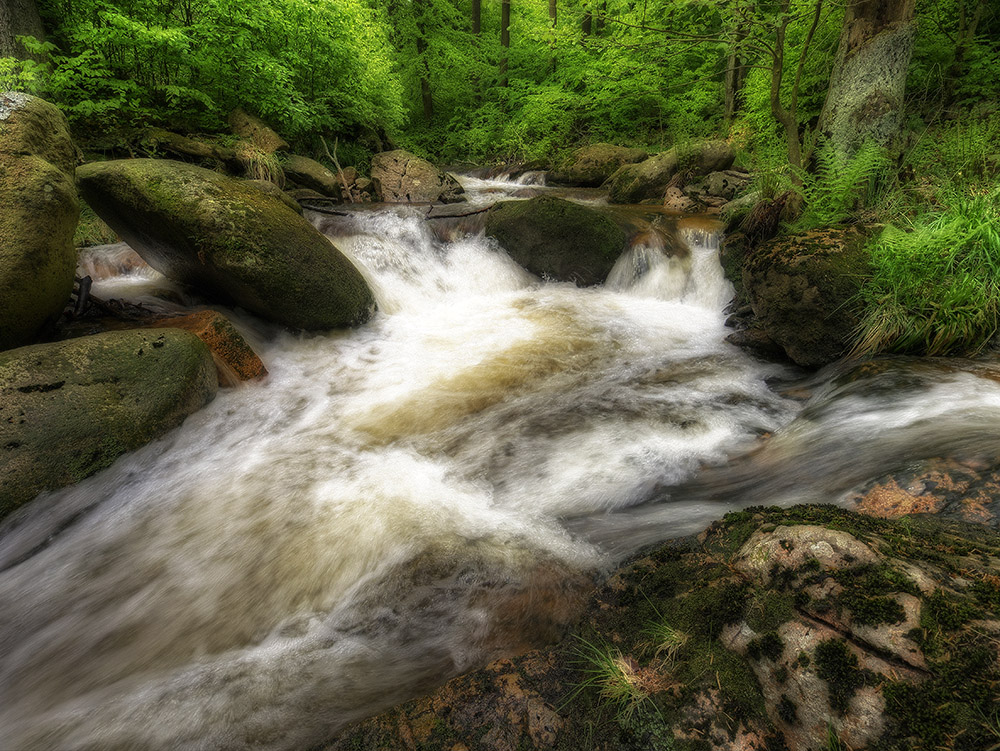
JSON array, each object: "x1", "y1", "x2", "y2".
[
  {"x1": 0, "y1": 92, "x2": 80, "y2": 350},
  {"x1": 328, "y1": 506, "x2": 1000, "y2": 751},
  {"x1": 742, "y1": 227, "x2": 871, "y2": 367},
  {"x1": 76, "y1": 158, "x2": 375, "y2": 329},
  {"x1": 370, "y1": 149, "x2": 465, "y2": 204},
  {"x1": 148, "y1": 309, "x2": 267, "y2": 384},
  {"x1": 228, "y1": 107, "x2": 288, "y2": 153},
  {"x1": 548, "y1": 143, "x2": 648, "y2": 187},
  {"x1": 484, "y1": 196, "x2": 627, "y2": 286},
  {"x1": 607, "y1": 141, "x2": 736, "y2": 205},
  {"x1": 0, "y1": 329, "x2": 217, "y2": 518},
  {"x1": 282, "y1": 153, "x2": 341, "y2": 197}
]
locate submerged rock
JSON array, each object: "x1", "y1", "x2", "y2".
[
  {"x1": 0, "y1": 329, "x2": 217, "y2": 517},
  {"x1": 484, "y1": 196, "x2": 626, "y2": 286},
  {"x1": 77, "y1": 158, "x2": 375, "y2": 329},
  {"x1": 330, "y1": 506, "x2": 1000, "y2": 751},
  {"x1": 548, "y1": 143, "x2": 648, "y2": 187},
  {"x1": 370, "y1": 149, "x2": 465, "y2": 204},
  {"x1": 0, "y1": 93, "x2": 80, "y2": 350},
  {"x1": 742, "y1": 227, "x2": 870, "y2": 367}
]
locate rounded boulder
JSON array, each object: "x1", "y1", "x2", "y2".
[
  {"x1": 484, "y1": 196, "x2": 626, "y2": 286},
  {"x1": 76, "y1": 158, "x2": 375, "y2": 329}
]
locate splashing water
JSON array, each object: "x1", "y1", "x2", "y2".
[{"x1": 4, "y1": 184, "x2": 1000, "y2": 749}]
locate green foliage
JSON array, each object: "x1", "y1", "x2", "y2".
[
  {"x1": 24, "y1": 0, "x2": 405, "y2": 140},
  {"x1": 791, "y1": 142, "x2": 893, "y2": 230},
  {"x1": 853, "y1": 185, "x2": 1000, "y2": 356},
  {"x1": 569, "y1": 636, "x2": 659, "y2": 725}
]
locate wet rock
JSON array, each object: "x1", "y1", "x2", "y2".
[
  {"x1": 685, "y1": 170, "x2": 753, "y2": 202},
  {"x1": 329, "y1": 506, "x2": 1000, "y2": 751},
  {"x1": 228, "y1": 107, "x2": 288, "y2": 153},
  {"x1": 282, "y1": 154, "x2": 341, "y2": 197},
  {"x1": 77, "y1": 158, "x2": 375, "y2": 329},
  {"x1": 148, "y1": 310, "x2": 267, "y2": 384},
  {"x1": 370, "y1": 149, "x2": 465, "y2": 204},
  {"x1": 742, "y1": 226, "x2": 871, "y2": 367},
  {"x1": 0, "y1": 92, "x2": 79, "y2": 350},
  {"x1": 0, "y1": 329, "x2": 217, "y2": 517},
  {"x1": 484, "y1": 196, "x2": 626, "y2": 286},
  {"x1": 548, "y1": 143, "x2": 648, "y2": 187}
]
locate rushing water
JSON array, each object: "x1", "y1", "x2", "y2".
[{"x1": 4, "y1": 179, "x2": 1000, "y2": 749}]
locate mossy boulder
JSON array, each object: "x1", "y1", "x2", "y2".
[
  {"x1": 606, "y1": 140, "x2": 736, "y2": 204},
  {"x1": 228, "y1": 107, "x2": 288, "y2": 153},
  {"x1": 0, "y1": 329, "x2": 217, "y2": 518},
  {"x1": 329, "y1": 506, "x2": 1000, "y2": 751},
  {"x1": 742, "y1": 227, "x2": 871, "y2": 367},
  {"x1": 0, "y1": 92, "x2": 80, "y2": 350},
  {"x1": 76, "y1": 158, "x2": 375, "y2": 329},
  {"x1": 484, "y1": 196, "x2": 626, "y2": 286},
  {"x1": 282, "y1": 154, "x2": 341, "y2": 197},
  {"x1": 148, "y1": 309, "x2": 267, "y2": 385},
  {"x1": 548, "y1": 143, "x2": 648, "y2": 187},
  {"x1": 370, "y1": 149, "x2": 465, "y2": 204}
]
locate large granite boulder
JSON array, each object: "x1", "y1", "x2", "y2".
[
  {"x1": 370, "y1": 149, "x2": 465, "y2": 204},
  {"x1": 548, "y1": 143, "x2": 648, "y2": 187},
  {"x1": 742, "y1": 227, "x2": 871, "y2": 367},
  {"x1": 76, "y1": 158, "x2": 375, "y2": 329},
  {"x1": 607, "y1": 140, "x2": 736, "y2": 204},
  {"x1": 484, "y1": 196, "x2": 627, "y2": 286},
  {"x1": 0, "y1": 329, "x2": 217, "y2": 517},
  {"x1": 0, "y1": 92, "x2": 80, "y2": 350},
  {"x1": 332, "y1": 506, "x2": 1000, "y2": 751}
]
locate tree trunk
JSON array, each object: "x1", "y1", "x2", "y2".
[
  {"x1": 0, "y1": 0, "x2": 46, "y2": 60},
  {"x1": 471, "y1": 0, "x2": 481, "y2": 35},
  {"x1": 724, "y1": 27, "x2": 747, "y2": 125},
  {"x1": 818, "y1": 0, "x2": 917, "y2": 159},
  {"x1": 581, "y1": 3, "x2": 592, "y2": 36},
  {"x1": 415, "y1": 0, "x2": 433, "y2": 121},
  {"x1": 549, "y1": 0, "x2": 556, "y2": 71},
  {"x1": 500, "y1": 0, "x2": 510, "y2": 87}
]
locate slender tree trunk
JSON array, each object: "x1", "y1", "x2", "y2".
[
  {"x1": 549, "y1": 0, "x2": 557, "y2": 71},
  {"x1": 0, "y1": 0, "x2": 46, "y2": 60},
  {"x1": 416, "y1": 34, "x2": 434, "y2": 121},
  {"x1": 500, "y1": 0, "x2": 510, "y2": 86},
  {"x1": 818, "y1": 0, "x2": 917, "y2": 158},
  {"x1": 471, "y1": 0, "x2": 481, "y2": 35},
  {"x1": 581, "y1": 2, "x2": 592, "y2": 36},
  {"x1": 724, "y1": 27, "x2": 747, "y2": 126}
]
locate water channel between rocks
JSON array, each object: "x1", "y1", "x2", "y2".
[{"x1": 4, "y1": 175, "x2": 1000, "y2": 750}]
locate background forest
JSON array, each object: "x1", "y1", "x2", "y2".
[{"x1": 2, "y1": 0, "x2": 1000, "y2": 356}]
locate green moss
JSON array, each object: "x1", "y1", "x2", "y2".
[
  {"x1": 840, "y1": 593, "x2": 905, "y2": 626},
  {"x1": 814, "y1": 639, "x2": 864, "y2": 715},
  {"x1": 777, "y1": 695, "x2": 798, "y2": 725},
  {"x1": 747, "y1": 632, "x2": 784, "y2": 662}
]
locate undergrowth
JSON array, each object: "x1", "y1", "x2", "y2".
[{"x1": 852, "y1": 185, "x2": 1000, "y2": 356}]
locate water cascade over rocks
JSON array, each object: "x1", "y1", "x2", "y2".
[{"x1": 4, "y1": 177, "x2": 1000, "y2": 749}]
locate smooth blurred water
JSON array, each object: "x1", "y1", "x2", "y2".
[{"x1": 3, "y1": 182, "x2": 1000, "y2": 749}]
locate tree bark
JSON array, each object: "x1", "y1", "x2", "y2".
[
  {"x1": 0, "y1": 0, "x2": 46, "y2": 60},
  {"x1": 500, "y1": 0, "x2": 510, "y2": 86},
  {"x1": 415, "y1": 0, "x2": 433, "y2": 121},
  {"x1": 471, "y1": 0, "x2": 481, "y2": 35},
  {"x1": 818, "y1": 0, "x2": 917, "y2": 158},
  {"x1": 549, "y1": 0, "x2": 557, "y2": 71}
]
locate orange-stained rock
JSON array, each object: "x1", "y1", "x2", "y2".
[{"x1": 150, "y1": 310, "x2": 266, "y2": 385}]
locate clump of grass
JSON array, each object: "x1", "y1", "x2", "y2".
[
  {"x1": 235, "y1": 140, "x2": 284, "y2": 185},
  {"x1": 74, "y1": 201, "x2": 119, "y2": 247},
  {"x1": 569, "y1": 636, "x2": 674, "y2": 724},
  {"x1": 641, "y1": 620, "x2": 688, "y2": 662},
  {"x1": 852, "y1": 185, "x2": 1000, "y2": 356}
]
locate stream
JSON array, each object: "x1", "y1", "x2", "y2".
[{"x1": 3, "y1": 175, "x2": 1000, "y2": 749}]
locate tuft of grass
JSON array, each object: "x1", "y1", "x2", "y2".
[
  {"x1": 852, "y1": 185, "x2": 1000, "y2": 356},
  {"x1": 234, "y1": 140, "x2": 284, "y2": 185},
  {"x1": 569, "y1": 636, "x2": 672, "y2": 724},
  {"x1": 641, "y1": 621, "x2": 688, "y2": 662}
]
